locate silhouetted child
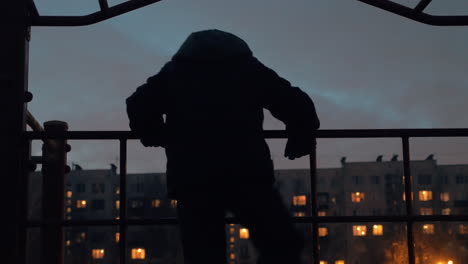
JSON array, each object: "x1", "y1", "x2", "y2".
[{"x1": 126, "y1": 29, "x2": 320, "y2": 264}]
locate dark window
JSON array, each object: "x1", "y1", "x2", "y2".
[
  {"x1": 352, "y1": 176, "x2": 364, "y2": 184},
  {"x1": 240, "y1": 245, "x2": 250, "y2": 258},
  {"x1": 456, "y1": 174, "x2": 468, "y2": 184},
  {"x1": 417, "y1": 174, "x2": 432, "y2": 185},
  {"x1": 443, "y1": 175, "x2": 449, "y2": 184},
  {"x1": 370, "y1": 175, "x2": 380, "y2": 184},
  {"x1": 91, "y1": 199, "x2": 105, "y2": 210},
  {"x1": 130, "y1": 199, "x2": 144, "y2": 208},
  {"x1": 92, "y1": 183, "x2": 105, "y2": 193},
  {"x1": 75, "y1": 184, "x2": 85, "y2": 193}
]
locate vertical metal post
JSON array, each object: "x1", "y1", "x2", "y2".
[
  {"x1": 41, "y1": 121, "x2": 69, "y2": 264},
  {"x1": 119, "y1": 139, "x2": 128, "y2": 264},
  {"x1": 309, "y1": 140, "x2": 319, "y2": 264},
  {"x1": 19, "y1": 139, "x2": 32, "y2": 264},
  {"x1": 402, "y1": 137, "x2": 415, "y2": 264},
  {"x1": 0, "y1": 0, "x2": 30, "y2": 263}
]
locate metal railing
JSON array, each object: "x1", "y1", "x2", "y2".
[{"x1": 21, "y1": 128, "x2": 468, "y2": 264}]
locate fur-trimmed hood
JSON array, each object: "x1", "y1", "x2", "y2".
[{"x1": 172, "y1": 29, "x2": 253, "y2": 61}]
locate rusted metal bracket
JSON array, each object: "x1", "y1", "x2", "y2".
[{"x1": 358, "y1": 0, "x2": 468, "y2": 26}]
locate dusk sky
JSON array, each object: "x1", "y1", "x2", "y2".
[{"x1": 28, "y1": 0, "x2": 468, "y2": 172}]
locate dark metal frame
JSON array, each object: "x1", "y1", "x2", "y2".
[
  {"x1": 22, "y1": 129, "x2": 468, "y2": 264},
  {"x1": 358, "y1": 0, "x2": 468, "y2": 26}
]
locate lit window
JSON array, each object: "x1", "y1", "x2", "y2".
[
  {"x1": 66, "y1": 240, "x2": 71, "y2": 246},
  {"x1": 318, "y1": 211, "x2": 326, "y2": 216},
  {"x1": 115, "y1": 232, "x2": 120, "y2": 242},
  {"x1": 448, "y1": 261, "x2": 454, "y2": 264},
  {"x1": 459, "y1": 224, "x2": 468, "y2": 234},
  {"x1": 230, "y1": 253, "x2": 236, "y2": 260},
  {"x1": 77, "y1": 200, "x2": 87, "y2": 208},
  {"x1": 420, "y1": 208, "x2": 433, "y2": 215},
  {"x1": 151, "y1": 199, "x2": 161, "y2": 208},
  {"x1": 294, "y1": 212, "x2": 305, "y2": 217},
  {"x1": 80, "y1": 232, "x2": 86, "y2": 240},
  {"x1": 318, "y1": 227, "x2": 328, "y2": 237},
  {"x1": 402, "y1": 192, "x2": 413, "y2": 201},
  {"x1": 115, "y1": 186, "x2": 120, "y2": 194},
  {"x1": 441, "y1": 208, "x2": 451, "y2": 215},
  {"x1": 293, "y1": 195, "x2": 307, "y2": 206},
  {"x1": 351, "y1": 192, "x2": 364, "y2": 203},
  {"x1": 229, "y1": 244, "x2": 235, "y2": 250},
  {"x1": 422, "y1": 224, "x2": 434, "y2": 234},
  {"x1": 171, "y1": 200, "x2": 178, "y2": 208},
  {"x1": 131, "y1": 248, "x2": 146, "y2": 259},
  {"x1": 66, "y1": 207, "x2": 71, "y2": 213},
  {"x1": 353, "y1": 225, "x2": 367, "y2": 236},
  {"x1": 335, "y1": 260, "x2": 345, "y2": 264},
  {"x1": 66, "y1": 190, "x2": 72, "y2": 198},
  {"x1": 115, "y1": 200, "x2": 120, "y2": 209},
  {"x1": 419, "y1": 190, "x2": 432, "y2": 201},
  {"x1": 372, "y1": 225, "x2": 383, "y2": 236},
  {"x1": 239, "y1": 228, "x2": 249, "y2": 239},
  {"x1": 440, "y1": 192, "x2": 450, "y2": 202},
  {"x1": 229, "y1": 227, "x2": 235, "y2": 234},
  {"x1": 229, "y1": 237, "x2": 235, "y2": 243},
  {"x1": 92, "y1": 249, "x2": 104, "y2": 259},
  {"x1": 320, "y1": 261, "x2": 328, "y2": 264},
  {"x1": 116, "y1": 216, "x2": 120, "y2": 220}
]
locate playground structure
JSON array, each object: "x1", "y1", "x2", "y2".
[{"x1": 2, "y1": 1, "x2": 468, "y2": 264}]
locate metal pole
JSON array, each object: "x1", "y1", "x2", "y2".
[
  {"x1": 402, "y1": 137, "x2": 415, "y2": 264},
  {"x1": 0, "y1": 0, "x2": 30, "y2": 263},
  {"x1": 309, "y1": 140, "x2": 319, "y2": 264},
  {"x1": 119, "y1": 139, "x2": 128, "y2": 264},
  {"x1": 41, "y1": 121, "x2": 69, "y2": 264}
]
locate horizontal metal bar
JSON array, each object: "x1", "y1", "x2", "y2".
[
  {"x1": 29, "y1": 0, "x2": 162, "y2": 27},
  {"x1": 358, "y1": 0, "x2": 468, "y2": 26},
  {"x1": 25, "y1": 214, "x2": 468, "y2": 227},
  {"x1": 23, "y1": 128, "x2": 468, "y2": 140}
]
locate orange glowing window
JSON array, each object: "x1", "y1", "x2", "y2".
[
  {"x1": 402, "y1": 192, "x2": 414, "y2": 201},
  {"x1": 320, "y1": 261, "x2": 328, "y2": 264},
  {"x1": 318, "y1": 211, "x2": 326, "y2": 216},
  {"x1": 294, "y1": 212, "x2": 305, "y2": 217},
  {"x1": 230, "y1": 253, "x2": 236, "y2": 260},
  {"x1": 420, "y1": 207, "x2": 433, "y2": 215},
  {"x1": 239, "y1": 228, "x2": 249, "y2": 239},
  {"x1": 459, "y1": 224, "x2": 468, "y2": 234},
  {"x1": 351, "y1": 192, "x2": 364, "y2": 203},
  {"x1": 92, "y1": 249, "x2": 104, "y2": 259},
  {"x1": 115, "y1": 200, "x2": 120, "y2": 209},
  {"x1": 418, "y1": 190, "x2": 432, "y2": 201},
  {"x1": 77, "y1": 200, "x2": 87, "y2": 208},
  {"x1": 293, "y1": 195, "x2": 307, "y2": 206},
  {"x1": 442, "y1": 208, "x2": 451, "y2": 215},
  {"x1": 171, "y1": 200, "x2": 178, "y2": 208},
  {"x1": 66, "y1": 207, "x2": 71, "y2": 213},
  {"x1": 66, "y1": 190, "x2": 72, "y2": 198},
  {"x1": 66, "y1": 240, "x2": 71, "y2": 246},
  {"x1": 440, "y1": 192, "x2": 450, "y2": 202},
  {"x1": 131, "y1": 248, "x2": 146, "y2": 259},
  {"x1": 229, "y1": 237, "x2": 235, "y2": 243},
  {"x1": 115, "y1": 232, "x2": 120, "y2": 242},
  {"x1": 353, "y1": 225, "x2": 367, "y2": 236},
  {"x1": 335, "y1": 261, "x2": 345, "y2": 264},
  {"x1": 151, "y1": 199, "x2": 161, "y2": 208},
  {"x1": 422, "y1": 224, "x2": 434, "y2": 234},
  {"x1": 372, "y1": 225, "x2": 383, "y2": 236},
  {"x1": 229, "y1": 227, "x2": 235, "y2": 234},
  {"x1": 318, "y1": 227, "x2": 328, "y2": 237}
]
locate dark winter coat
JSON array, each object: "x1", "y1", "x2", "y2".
[{"x1": 126, "y1": 29, "x2": 320, "y2": 198}]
